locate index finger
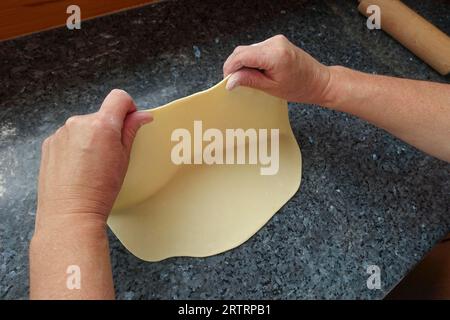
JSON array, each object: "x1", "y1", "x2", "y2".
[
  {"x1": 98, "y1": 89, "x2": 137, "y2": 128},
  {"x1": 223, "y1": 45, "x2": 270, "y2": 77}
]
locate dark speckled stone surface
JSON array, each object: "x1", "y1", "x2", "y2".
[{"x1": 0, "y1": 0, "x2": 449, "y2": 299}]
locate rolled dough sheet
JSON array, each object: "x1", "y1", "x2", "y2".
[{"x1": 108, "y1": 78, "x2": 302, "y2": 261}]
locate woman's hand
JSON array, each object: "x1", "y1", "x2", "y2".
[
  {"x1": 35, "y1": 89, "x2": 153, "y2": 233},
  {"x1": 223, "y1": 35, "x2": 332, "y2": 105},
  {"x1": 225, "y1": 35, "x2": 450, "y2": 163},
  {"x1": 30, "y1": 89, "x2": 152, "y2": 299}
]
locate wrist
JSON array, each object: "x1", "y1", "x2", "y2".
[
  {"x1": 29, "y1": 213, "x2": 113, "y2": 300},
  {"x1": 30, "y1": 221, "x2": 108, "y2": 251},
  {"x1": 33, "y1": 211, "x2": 107, "y2": 240},
  {"x1": 30, "y1": 215, "x2": 108, "y2": 263},
  {"x1": 319, "y1": 65, "x2": 351, "y2": 109}
]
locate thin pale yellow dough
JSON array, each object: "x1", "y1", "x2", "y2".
[{"x1": 108, "y1": 78, "x2": 302, "y2": 261}]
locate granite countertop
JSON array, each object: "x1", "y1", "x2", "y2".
[{"x1": 0, "y1": 0, "x2": 449, "y2": 299}]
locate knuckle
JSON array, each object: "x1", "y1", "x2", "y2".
[
  {"x1": 109, "y1": 88, "x2": 132, "y2": 102},
  {"x1": 110, "y1": 88, "x2": 126, "y2": 95},
  {"x1": 106, "y1": 89, "x2": 134, "y2": 111},
  {"x1": 65, "y1": 115, "x2": 80, "y2": 127},
  {"x1": 92, "y1": 113, "x2": 119, "y2": 134},
  {"x1": 90, "y1": 117, "x2": 109, "y2": 131},
  {"x1": 55, "y1": 126, "x2": 64, "y2": 136},
  {"x1": 233, "y1": 45, "x2": 245, "y2": 54},
  {"x1": 273, "y1": 34, "x2": 288, "y2": 42}
]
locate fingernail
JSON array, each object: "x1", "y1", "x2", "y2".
[
  {"x1": 226, "y1": 73, "x2": 239, "y2": 91},
  {"x1": 138, "y1": 110, "x2": 154, "y2": 125},
  {"x1": 143, "y1": 114, "x2": 154, "y2": 124}
]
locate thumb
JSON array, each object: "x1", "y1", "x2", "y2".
[
  {"x1": 121, "y1": 110, "x2": 153, "y2": 153},
  {"x1": 226, "y1": 68, "x2": 272, "y2": 91}
]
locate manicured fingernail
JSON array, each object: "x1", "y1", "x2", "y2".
[{"x1": 226, "y1": 73, "x2": 239, "y2": 91}]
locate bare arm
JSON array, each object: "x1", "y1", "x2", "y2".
[
  {"x1": 30, "y1": 90, "x2": 152, "y2": 299},
  {"x1": 224, "y1": 35, "x2": 450, "y2": 162},
  {"x1": 324, "y1": 67, "x2": 450, "y2": 162},
  {"x1": 30, "y1": 219, "x2": 115, "y2": 299}
]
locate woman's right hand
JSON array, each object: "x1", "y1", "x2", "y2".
[{"x1": 223, "y1": 35, "x2": 333, "y2": 105}]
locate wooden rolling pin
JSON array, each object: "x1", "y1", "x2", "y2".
[{"x1": 358, "y1": 0, "x2": 450, "y2": 75}]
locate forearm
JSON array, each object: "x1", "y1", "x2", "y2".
[
  {"x1": 323, "y1": 66, "x2": 450, "y2": 162},
  {"x1": 29, "y1": 216, "x2": 115, "y2": 300}
]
